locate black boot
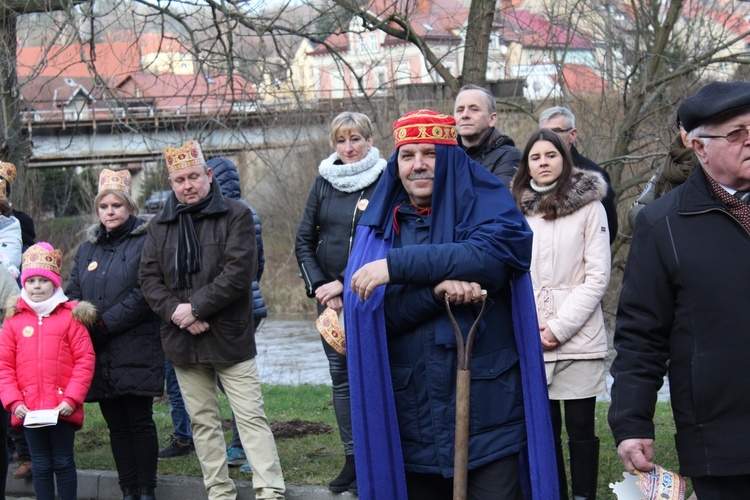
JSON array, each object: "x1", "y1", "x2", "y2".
[
  {"x1": 329, "y1": 454, "x2": 356, "y2": 493},
  {"x1": 569, "y1": 438, "x2": 600, "y2": 500},
  {"x1": 555, "y1": 440, "x2": 569, "y2": 500},
  {"x1": 140, "y1": 485, "x2": 156, "y2": 500},
  {"x1": 122, "y1": 486, "x2": 140, "y2": 500}
]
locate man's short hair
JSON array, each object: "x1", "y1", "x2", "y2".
[
  {"x1": 456, "y1": 85, "x2": 496, "y2": 114},
  {"x1": 539, "y1": 106, "x2": 576, "y2": 129}
]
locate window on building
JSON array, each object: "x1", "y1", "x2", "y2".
[{"x1": 369, "y1": 34, "x2": 379, "y2": 53}]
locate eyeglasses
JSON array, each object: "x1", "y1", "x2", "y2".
[
  {"x1": 698, "y1": 125, "x2": 750, "y2": 144},
  {"x1": 549, "y1": 127, "x2": 573, "y2": 134}
]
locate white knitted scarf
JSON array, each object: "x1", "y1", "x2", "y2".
[
  {"x1": 22, "y1": 287, "x2": 68, "y2": 319},
  {"x1": 318, "y1": 146, "x2": 387, "y2": 193}
]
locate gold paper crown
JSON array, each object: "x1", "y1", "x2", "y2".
[
  {"x1": 98, "y1": 169, "x2": 132, "y2": 196},
  {"x1": 315, "y1": 307, "x2": 346, "y2": 355},
  {"x1": 164, "y1": 140, "x2": 205, "y2": 174},
  {"x1": 22, "y1": 244, "x2": 63, "y2": 277},
  {"x1": 0, "y1": 162, "x2": 17, "y2": 185},
  {"x1": 0, "y1": 180, "x2": 7, "y2": 202}
]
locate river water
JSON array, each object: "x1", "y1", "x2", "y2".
[{"x1": 254, "y1": 317, "x2": 670, "y2": 402}]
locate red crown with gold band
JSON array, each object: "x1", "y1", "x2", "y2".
[
  {"x1": 98, "y1": 168, "x2": 132, "y2": 196},
  {"x1": 393, "y1": 109, "x2": 458, "y2": 149},
  {"x1": 164, "y1": 140, "x2": 205, "y2": 174},
  {"x1": 0, "y1": 162, "x2": 17, "y2": 185},
  {"x1": 22, "y1": 243, "x2": 63, "y2": 279}
]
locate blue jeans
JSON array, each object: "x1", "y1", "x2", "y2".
[
  {"x1": 25, "y1": 421, "x2": 78, "y2": 500},
  {"x1": 165, "y1": 359, "x2": 192, "y2": 443}
]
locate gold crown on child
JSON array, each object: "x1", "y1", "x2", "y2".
[
  {"x1": 98, "y1": 169, "x2": 132, "y2": 196},
  {"x1": 164, "y1": 140, "x2": 205, "y2": 174},
  {"x1": 22, "y1": 245, "x2": 63, "y2": 277}
]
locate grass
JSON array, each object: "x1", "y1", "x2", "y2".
[{"x1": 72, "y1": 387, "x2": 691, "y2": 496}]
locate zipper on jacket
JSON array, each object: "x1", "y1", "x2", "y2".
[
  {"x1": 36, "y1": 316, "x2": 43, "y2": 412},
  {"x1": 300, "y1": 263, "x2": 314, "y2": 295},
  {"x1": 347, "y1": 190, "x2": 366, "y2": 257}
]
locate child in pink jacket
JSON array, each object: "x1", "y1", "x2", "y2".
[{"x1": 0, "y1": 242, "x2": 95, "y2": 500}]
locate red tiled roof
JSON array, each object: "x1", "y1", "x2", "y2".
[
  {"x1": 17, "y1": 33, "x2": 191, "y2": 79},
  {"x1": 556, "y1": 64, "x2": 606, "y2": 95},
  {"x1": 17, "y1": 40, "x2": 142, "y2": 79},
  {"x1": 108, "y1": 73, "x2": 257, "y2": 110},
  {"x1": 501, "y1": 9, "x2": 595, "y2": 50}
]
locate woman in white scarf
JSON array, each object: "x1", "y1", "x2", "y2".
[{"x1": 295, "y1": 112, "x2": 386, "y2": 495}]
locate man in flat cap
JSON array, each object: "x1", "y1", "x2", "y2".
[
  {"x1": 609, "y1": 81, "x2": 750, "y2": 498},
  {"x1": 139, "y1": 141, "x2": 284, "y2": 500},
  {"x1": 343, "y1": 110, "x2": 557, "y2": 499}
]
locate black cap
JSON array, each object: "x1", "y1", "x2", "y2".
[{"x1": 679, "y1": 81, "x2": 750, "y2": 132}]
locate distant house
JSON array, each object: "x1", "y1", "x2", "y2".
[
  {"x1": 308, "y1": 0, "x2": 471, "y2": 99},
  {"x1": 306, "y1": 0, "x2": 604, "y2": 100},
  {"x1": 104, "y1": 72, "x2": 258, "y2": 117},
  {"x1": 19, "y1": 76, "x2": 97, "y2": 126},
  {"x1": 257, "y1": 37, "x2": 318, "y2": 104},
  {"x1": 512, "y1": 63, "x2": 605, "y2": 100}
]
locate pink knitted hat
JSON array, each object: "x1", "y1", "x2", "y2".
[{"x1": 21, "y1": 242, "x2": 63, "y2": 288}]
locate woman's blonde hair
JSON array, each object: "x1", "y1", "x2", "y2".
[
  {"x1": 95, "y1": 189, "x2": 138, "y2": 216},
  {"x1": 330, "y1": 112, "x2": 374, "y2": 147}
]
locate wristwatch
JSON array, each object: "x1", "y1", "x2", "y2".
[{"x1": 191, "y1": 305, "x2": 199, "y2": 318}]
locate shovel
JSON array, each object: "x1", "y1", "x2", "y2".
[{"x1": 444, "y1": 290, "x2": 488, "y2": 500}]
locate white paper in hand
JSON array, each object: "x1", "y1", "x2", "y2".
[{"x1": 23, "y1": 409, "x2": 60, "y2": 428}]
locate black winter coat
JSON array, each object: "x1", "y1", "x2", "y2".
[
  {"x1": 296, "y1": 176, "x2": 379, "y2": 297},
  {"x1": 609, "y1": 167, "x2": 750, "y2": 477},
  {"x1": 570, "y1": 145, "x2": 618, "y2": 243},
  {"x1": 66, "y1": 215, "x2": 164, "y2": 401},
  {"x1": 459, "y1": 127, "x2": 521, "y2": 186}
]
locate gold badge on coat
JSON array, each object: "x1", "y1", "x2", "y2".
[
  {"x1": 357, "y1": 199, "x2": 369, "y2": 211},
  {"x1": 22, "y1": 326, "x2": 34, "y2": 338},
  {"x1": 87, "y1": 261, "x2": 98, "y2": 271}
]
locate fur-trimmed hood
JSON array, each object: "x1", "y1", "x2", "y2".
[
  {"x1": 518, "y1": 168, "x2": 607, "y2": 217},
  {"x1": 85, "y1": 214, "x2": 152, "y2": 244},
  {"x1": 5, "y1": 295, "x2": 97, "y2": 326}
]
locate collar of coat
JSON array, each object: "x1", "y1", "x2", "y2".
[
  {"x1": 156, "y1": 180, "x2": 228, "y2": 224},
  {"x1": 519, "y1": 168, "x2": 607, "y2": 217},
  {"x1": 85, "y1": 214, "x2": 152, "y2": 244},
  {"x1": 4, "y1": 295, "x2": 97, "y2": 326}
]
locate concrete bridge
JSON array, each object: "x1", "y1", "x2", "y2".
[{"x1": 25, "y1": 106, "x2": 338, "y2": 199}]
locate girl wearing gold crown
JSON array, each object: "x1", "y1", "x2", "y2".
[{"x1": 0, "y1": 242, "x2": 96, "y2": 500}]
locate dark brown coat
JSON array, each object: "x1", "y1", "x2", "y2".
[{"x1": 140, "y1": 180, "x2": 258, "y2": 365}]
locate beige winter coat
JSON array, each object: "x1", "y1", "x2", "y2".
[{"x1": 518, "y1": 169, "x2": 611, "y2": 362}]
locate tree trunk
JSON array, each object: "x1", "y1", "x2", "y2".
[
  {"x1": 460, "y1": 0, "x2": 495, "y2": 87},
  {"x1": 0, "y1": 9, "x2": 28, "y2": 170}
]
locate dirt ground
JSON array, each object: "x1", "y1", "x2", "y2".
[{"x1": 220, "y1": 417, "x2": 333, "y2": 439}]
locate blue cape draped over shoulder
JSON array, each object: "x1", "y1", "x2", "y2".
[{"x1": 343, "y1": 145, "x2": 558, "y2": 499}]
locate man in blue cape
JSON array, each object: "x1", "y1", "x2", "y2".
[{"x1": 343, "y1": 110, "x2": 557, "y2": 499}]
